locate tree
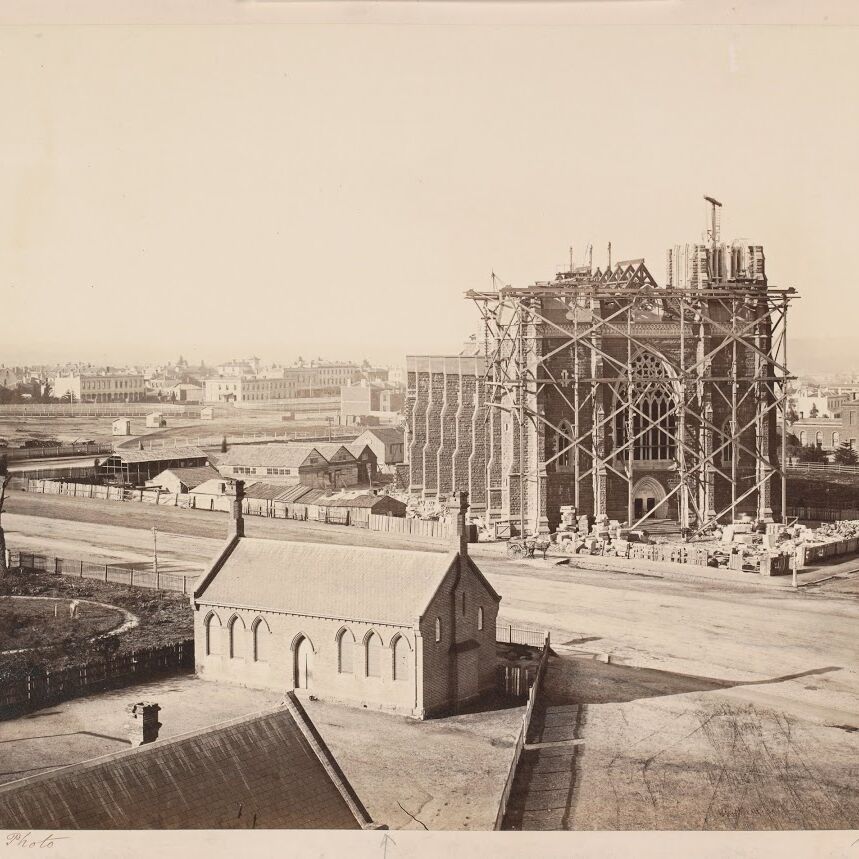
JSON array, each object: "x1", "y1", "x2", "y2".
[
  {"x1": 798, "y1": 443, "x2": 828, "y2": 464},
  {"x1": 0, "y1": 454, "x2": 10, "y2": 578},
  {"x1": 220, "y1": 436, "x2": 227, "y2": 453},
  {"x1": 834, "y1": 441, "x2": 858, "y2": 466},
  {"x1": 810, "y1": 403, "x2": 819, "y2": 418}
]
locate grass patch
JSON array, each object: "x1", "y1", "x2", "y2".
[
  {"x1": 0, "y1": 597, "x2": 124, "y2": 652},
  {"x1": 0, "y1": 568, "x2": 193, "y2": 680}
]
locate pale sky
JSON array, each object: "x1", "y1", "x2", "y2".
[{"x1": 1, "y1": 18, "x2": 858, "y2": 367}]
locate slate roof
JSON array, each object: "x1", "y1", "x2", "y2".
[
  {"x1": 216, "y1": 444, "x2": 325, "y2": 468},
  {"x1": 150, "y1": 466, "x2": 221, "y2": 489},
  {"x1": 196, "y1": 538, "x2": 458, "y2": 626},
  {"x1": 105, "y1": 446, "x2": 208, "y2": 464},
  {"x1": 0, "y1": 697, "x2": 374, "y2": 830}
]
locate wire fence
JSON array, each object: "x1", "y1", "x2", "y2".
[{"x1": 9, "y1": 551, "x2": 193, "y2": 594}]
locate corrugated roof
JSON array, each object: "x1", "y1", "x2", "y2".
[
  {"x1": 0, "y1": 700, "x2": 372, "y2": 830},
  {"x1": 244, "y1": 482, "x2": 286, "y2": 501},
  {"x1": 288, "y1": 487, "x2": 330, "y2": 505},
  {"x1": 197, "y1": 538, "x2": 456, "y2": 626},
  {"x1": 150, "y1": 466, "x2": 221, "y2": 489},
  {"x1": 105, "y1": 446, "x2": 208, "y2": 464},
  {"x1": 274, "y1": 484, "x2": 315, "y2": 503},
  {"x1": 217, "y1": 444, "x2": 325, "y2": 468}
]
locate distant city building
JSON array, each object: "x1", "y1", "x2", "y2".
[
  {"x1": 52, "y1": 373, "x2": 145, "y2": 403},
  {"x1": 166, "y1": 383, "x2": 203, "y2": 403},
  {"x1": 341, "y1": 383, "x2": 405, "y2": 425}
]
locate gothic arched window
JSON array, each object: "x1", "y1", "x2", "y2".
[{"x1": 614, "y1": 353, "x2": 677, "y2": 461}]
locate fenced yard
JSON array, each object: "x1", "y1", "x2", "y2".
[
  {"x1": 9, "y1": 551, "x2": 193, "y2": 594},
  {"x1": 0, "y1": 640, "x2": 194, "y2": 719}
]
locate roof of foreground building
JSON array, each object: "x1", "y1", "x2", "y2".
[{"x1": 0, "y1": 696, "x2": 376, "y2": 830}]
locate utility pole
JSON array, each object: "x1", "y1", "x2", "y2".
[{"x1": 153, "y1": 526, "x2": 158, "y2": 578}]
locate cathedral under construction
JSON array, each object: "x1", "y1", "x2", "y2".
[{"x1": 405, "y1": 199, "x2": 795, "y2": 536}]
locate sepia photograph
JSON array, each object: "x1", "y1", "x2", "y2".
[{"x1": 0, "y1": 2, "x2": 857, "y2": 857}]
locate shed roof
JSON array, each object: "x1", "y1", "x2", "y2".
[
  {"x1": 274, "y1": 484, "x2": 316, "y2": 503},
  {"x1": 312, "y1": 443, "x2": 357, "y2": 463},
  {"x1": 0, "y1": 699, "x2": 373, "y2": 830},
  {"x1": 359, "y1": 427, "x2": 405, "y2": 445},
  {"x1": 217, "y1": 444, "x2": 325, "y2": 468},
  {"x1": 316, "y1": 493, "x2": 405, "y2": 510},
  {"x1": 105, "y1": 446, "x2": 208, "y2": 464},
  {"x1": 196, "y1": 538, "x2": 459, "y2": 626},
  {"x1": 243, "y1": 482, "x2": 286, "y2": 501},
  {"x1": 149, "y1": 466, "x2": 221, "y2": 490}
]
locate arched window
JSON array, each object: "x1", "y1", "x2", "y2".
[
  {"x1": 228, "y1": 615, "x2": 244, "y2": 659},
  {"x1": 366, "y1": 632, "x2": 382, "y2": 677},
  {"x1": 252, "y1": 617, "x2": 269, "y2": 662},
  {"x1": 337, "y1": 628, "x2": 355, "y2": 674},
  {"x1": 435, "y1": 617, "x2": 441, "y2": 642},
  {"x1": 204, "y1": 612, "x2": 221, "y2": 657},
  {"x1": 816, "y1": 431, "x2": 823, "y2": 447},
  {"x1": 799, "y1": 430, "x2": 807, "y2": 446},
  {"x1": 392, "y1": 635, "x2": 410, "y2": 682},
  {"x1": 554, "y1": 420, "x2": 574, "y2": 471},
  {"x1": 615, "y1": 353, "x2": 677, "y2": 461},
  {"x1": 478, "y1": 606, "x2": 484, "y2": 631},
  {"x1": 833, "y1": 431, "x2": 841, "y2": 448}
]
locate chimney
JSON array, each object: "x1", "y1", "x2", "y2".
[
  {"x1": 452, "y1": 489, "x2": 469, "y2": 558},
  {"x1": 230, "y1": 479, "x2": 245, "y2": 539},
  {"x1": 126, "y1": 701, "x2": 161, "y2": 746}
]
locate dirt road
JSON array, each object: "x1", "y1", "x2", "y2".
[{"x1": 6, "y1": 491, "x2": 859, "y2": 829}]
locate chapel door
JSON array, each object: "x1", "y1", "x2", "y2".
[{"x1": 295, "y1": 637, "x2": 313, "y2": 690}]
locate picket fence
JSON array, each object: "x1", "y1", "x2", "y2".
[
  {"x1": 0, "y1": 640, "x2": 194, "y2": 719},
  {"x1": 495, "y1": 632, "x2": 552, "y2": 830}
]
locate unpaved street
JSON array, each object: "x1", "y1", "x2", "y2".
[{"x1": 5, "y1": 492, "x2": 859, "y2": 829}]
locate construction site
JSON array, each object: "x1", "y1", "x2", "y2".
[{"x1": 406, "y1": 199, "x2": 796, "y2": 564}]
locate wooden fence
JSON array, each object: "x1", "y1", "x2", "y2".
[
  {"x1": 787, "y1": 505, "x2": 859, "y2": 522},
  {"x1": 10, "y1": 551, "x2": 192, "y2": 594},
  {"x1": 22, "y1": 478, "x2": 452, "y2": 542},
  {"x1": 368, "y1": 514, "x2": 451, "y2": 540},
  {"x1": 0, "y1": 640, "x2": 194, "y2": 719},
  {"x1": 495, "y1": 632, "x2": 552, "y2": 831}
]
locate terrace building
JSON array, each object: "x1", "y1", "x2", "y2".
[{"x1": 52, "y1": 373, "x2": 145, "y2": 403}]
